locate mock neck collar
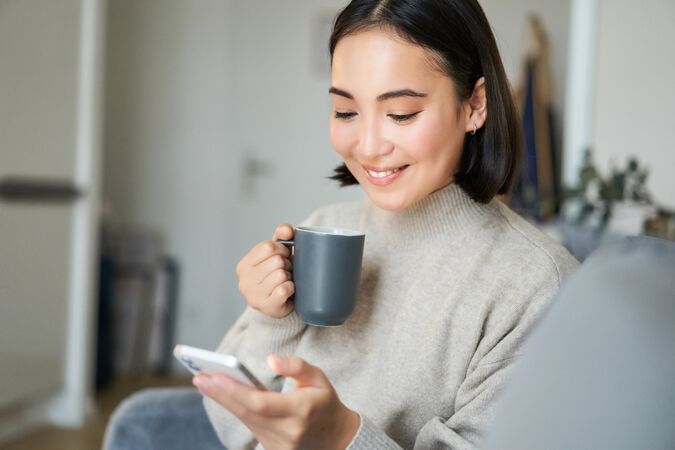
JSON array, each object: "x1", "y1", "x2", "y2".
[{"x1": 365, "y1": 183, "x2": 499, "y2": 250}]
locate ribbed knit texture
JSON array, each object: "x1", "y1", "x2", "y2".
[{"x1": 204, "y1": 183, "x2": 578, "y2": 449}]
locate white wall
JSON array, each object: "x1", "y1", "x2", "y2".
[
  {"x1": 104, "y1": 0, "x2": 238, "y2": 348},
  {"x1": 481, "y1": 0, "x2": 571, "y2": 149},
  {"x1": 592, "y1": 0, "x2": 675, "y2": 208}
]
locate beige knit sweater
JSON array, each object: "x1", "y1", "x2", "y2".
[{"x1": 204, "y1": 183, "x2": 578, "y2": 449}]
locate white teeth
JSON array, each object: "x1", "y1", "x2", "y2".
[{"x1": 367, "y1": 168, "x2": 399, "y2": 178}]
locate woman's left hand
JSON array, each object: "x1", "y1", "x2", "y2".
[{"x1": 193, "y1": 355, "x2": 360, "y2": 450}]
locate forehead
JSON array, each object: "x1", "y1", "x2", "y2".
[{"x1": 331, "y1": 28, "x2": 449, "y2": 97}]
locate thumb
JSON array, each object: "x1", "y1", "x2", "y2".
[
  {"x1": 272, "y1": 223, "x2": 294, "y2": 241},
  {"x1": 267, "y1": 355, "x2": 329, "y2": 389}
]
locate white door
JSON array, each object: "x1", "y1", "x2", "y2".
[{"x1": 0, "y1": 0, "x2": 104, "y2": 435}]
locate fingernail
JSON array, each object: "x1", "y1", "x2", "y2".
[{"x1": 268, "y1": 354, "x2": 285, "y2": 369}]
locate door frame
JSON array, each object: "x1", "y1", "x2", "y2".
[{"x1": 41, "y1": 0, "x2": 106, "y2": 427}]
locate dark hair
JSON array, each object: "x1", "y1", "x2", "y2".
[{"x1": 328, "y1": 0, "x2": 521, "y2": 203}]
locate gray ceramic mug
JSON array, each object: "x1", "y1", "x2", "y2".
[{"x1": 278, "y1": 226, "x2": 365, "y2": 326}]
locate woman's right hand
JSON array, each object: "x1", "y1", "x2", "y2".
[{"x1": 236, "y1": 224, "x2": 295, "y2": 318}]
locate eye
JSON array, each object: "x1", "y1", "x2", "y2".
[
  {"x1": 388, "y1": 112, "x2": 421, "y2": 123},
  {"x1": 334, "y1": 111, "x2": 357, "y2": 120}
]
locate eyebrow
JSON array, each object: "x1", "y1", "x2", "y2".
[{"x1": 329, "y1": 86, "x2": 427, "y2": 101}]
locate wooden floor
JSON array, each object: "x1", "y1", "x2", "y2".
[{"x1": 2, "y1": 376, "x2": 191, "y2": 450}]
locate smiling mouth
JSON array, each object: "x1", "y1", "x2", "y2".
[{"x1": 364, "y1": 165, "x2": 409, "y2": 178}]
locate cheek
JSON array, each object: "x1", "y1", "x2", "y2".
[
  {"x1": 329, "y1": 122, "x2": 354, "y2": 158},
  {"x1": 398, "y1": 117, "x2": 458, "y2": 162},
  {"x1": 409, "y1": 117, "x2": 464, "y2": 165}
]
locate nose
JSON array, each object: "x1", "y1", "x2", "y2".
[{"x1": 357, "y1": 116, "x2": 394, "y2": 159}]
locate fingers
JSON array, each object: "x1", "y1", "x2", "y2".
[
  {"x1": 242, "y1": 256, "x2": 294, "y2": 308},
  {"x1": 195, "y1": 374, "x2": 293, "y2": 419},
  {"x1": 237, "y1": 251, "x2": 294, "y2": 317},
  {"x1": 239, "y1": 240, "x2": 291, "y2": 272},
  {"x1": 272, "y1": 223, "x2": 294, "y2": 241},
  {"x1": 256, "y1": 267, "x2": 294, "y2": 310},
  {"x1": 255, "y1": 254, "x2": 292, "y2": 283},
  {"x1": 236, "y1": 223, "x2": 296, "y2": 318},
  {"x1": 267, "y1": 355, "x2": 330, "y2": 389},
  {"x1": 259, "y1": 268, "x2": 292, "y2": 293},
  {"x1": 265, "y1": 281, "x2": 295, "y2": 315}
]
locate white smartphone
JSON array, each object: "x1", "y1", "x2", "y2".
[{"x1": 173, "y1": 344, "x2": 267, "y2": 390}]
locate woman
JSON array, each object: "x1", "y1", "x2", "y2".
[{"x1": 105, "y1": 0, "x2": 577, "y2": 448}]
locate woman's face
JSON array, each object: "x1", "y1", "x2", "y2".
[{"x1": 330, "y1": 28, "x2": 470, "y2": 211}]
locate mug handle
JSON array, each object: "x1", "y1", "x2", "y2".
[
  {"x1": 277, "y1": 239, "x2": 295, "y2": 260},
  {"x1": 276, "y1": 240, "x2": 295, "y2": 286}
]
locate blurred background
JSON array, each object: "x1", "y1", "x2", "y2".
[{"x1": 0, "y1": 0, "x2": 673, "y2": 448}]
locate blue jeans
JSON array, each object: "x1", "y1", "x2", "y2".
[{"x1": 103, "y1": 387, "x2": 226, "y2": 450}]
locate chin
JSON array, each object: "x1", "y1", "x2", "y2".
[{"x1": 366, "y1": 191, "x2": 411, "y2": 211}]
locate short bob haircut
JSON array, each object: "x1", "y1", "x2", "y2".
[{"x1": 328, "y1": 0, "x2": 522, "y2": 204}]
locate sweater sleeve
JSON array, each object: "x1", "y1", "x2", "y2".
[
  {"x1": 347, "y1": 256, "x2": 577, "y2": 450},
  {"x1": 346, "y1": 356, "x2": 521, "y2": 450}
]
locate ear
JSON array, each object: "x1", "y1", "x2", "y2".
[{"x1": 463, "y1": 77, "x2": 487, "y2": 134}]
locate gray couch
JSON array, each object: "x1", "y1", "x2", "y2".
[{"x1": 483, "y1": 236, "x2": 675, "y2": 450}]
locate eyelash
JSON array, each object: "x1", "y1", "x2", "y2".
[
  {"x1": 333, "y1": 111, "x2": 421, "y2": 122},
  {"x1": 389, "y1": 112, "x2": 420, "y2": 122},
  {"x1": 334, "y1": 111, "x2": 357, "y2": 120}
]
